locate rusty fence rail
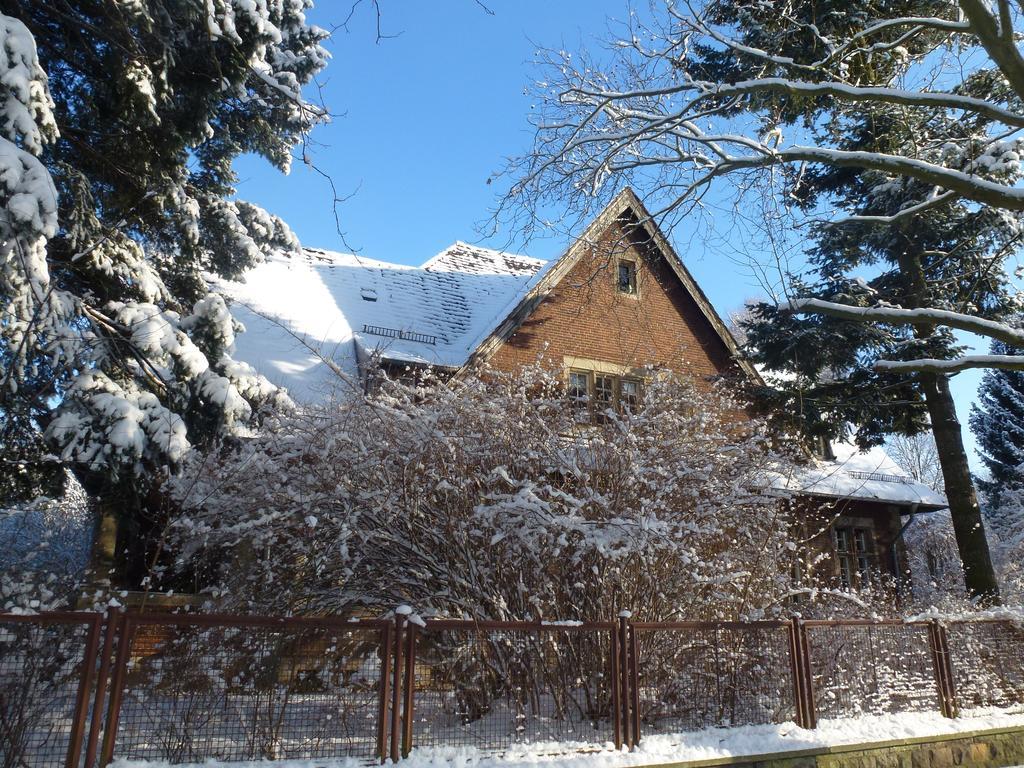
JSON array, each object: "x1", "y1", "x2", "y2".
[{"x1": 1, "y1": 612, "x2": 1022, "y2": 767}]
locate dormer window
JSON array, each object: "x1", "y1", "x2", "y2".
[{"x1": 617, "y1": 260, "x2": 637, "y2": 295}]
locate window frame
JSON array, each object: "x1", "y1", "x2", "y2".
[
  {"x1": 832, "y1": 521, "x2": 879, "y2": 589},
  {"x1": 616, "y1": 258, "x2": 638, "y2": 296},
  {"x1": 567, "y1": 368, "x2": 644, "y2": 420}
]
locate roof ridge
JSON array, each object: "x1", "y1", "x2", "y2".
[{"x1": 423, "y1": 240, "x2": 544, "y2": 269}]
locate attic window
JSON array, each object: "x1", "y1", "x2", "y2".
[
  {"x1": 361, "y1": 288, "x2": 378, "y2": 302},
  {"x1": 617, "y1": 260, "x2": 637, "y2": 295}
]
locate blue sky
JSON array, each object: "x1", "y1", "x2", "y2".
[{"x1": 233, "y1": 0, "x2": 988, "y2": 469}]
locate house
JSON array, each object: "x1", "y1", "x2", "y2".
[{"x1": 222, "y1": 188, "x2": 947, "y2": 592}]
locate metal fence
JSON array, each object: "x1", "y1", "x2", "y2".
[
  {"x1": 0, "y1": 612, "x2": 101, "y2": 768},
  {"x1": 1, "y1": 611, "x2": 1022, "y2": 767},
  {"x1": 804, "y1": 620, "x2": 943, "y2": 720}
]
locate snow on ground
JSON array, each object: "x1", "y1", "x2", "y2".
[{"x1": 109, "y1": 709, "x2": 1024, "y2": 768}]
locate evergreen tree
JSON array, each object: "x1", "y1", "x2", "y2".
[
  {"x1": 742, "y1": 104, "x2": 1019, "y2": 603},
  {"x1": 971, "y1": 335, "x2": 1024, "y2": 538},
  {"x1": 0, "y1": 3, "x2": 328, "y2": 577}
]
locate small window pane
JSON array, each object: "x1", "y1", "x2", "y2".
[
  {"x1": 854, "y1": 528, "x2": 870, "y2": 554},
  {"x1": 617, "y1": 261, "x2": 636, "y2": 294},
  {"x1": 834, "y1": 528, "x2": 850, "y2": 554},
  {"x1": 594, "y1": 375, "x2": 614, "y2": 408},
  {"x1": 838, "y1": 556, "x2": 852, "y2": 589},
  {"x1": 621, "y1": 379, "x2": 641, "y2": 411},
  {"x1": 569, "y1": 372, "x2": 589, "y2": 403},
  {"x1": 857, "y1": 556, "x2": 872, "y2": 582}
]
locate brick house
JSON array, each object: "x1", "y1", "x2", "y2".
[{"x1": 225, "y1": 188, "x2": 946, "y2": 591}]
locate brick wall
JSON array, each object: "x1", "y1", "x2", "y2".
[{"x1": 486, "y1": 220, "x2": 740, "y2": 383}]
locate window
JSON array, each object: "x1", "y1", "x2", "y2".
[
  {"x1": 617, "y1": 260, "x2": 637, "y2": 294},
  {"x1": 833, "y1": 523, "x2": 878, "y2": 588},
  {"x1": 620, "y1": 379, "x2": 641, "y2": 412},
  {"x1": 594, "y1": 375, "x2": 615, "y2": 408},
  {"x1": 567, "y1": 369, "x2": 642, "y2": 421},
  {"x1": 569, "y1": 371, "x2": 590, "y2": 416}
]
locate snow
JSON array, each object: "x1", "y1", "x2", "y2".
[
  {"x1": 781, "y1": 440, "x2": 948, "y2": 508},
  {"x1": 107, "y1": 710, "x2": 1024, "y2": 768},
  {"x1": 786, "y1": 299, "x2": 1024, "y2": 348},
  {"x1": 219, "y1": 244, "x2": 549, "y2": 401}
]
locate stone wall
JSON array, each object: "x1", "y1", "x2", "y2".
[{"x1": 662, "y1": 726, "x2": 1024, "y2": 768}]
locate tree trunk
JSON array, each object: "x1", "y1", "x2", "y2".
[
  {"x1": 920, "y1": 373, "x2": 1001, "y2": 604},
  {"x1": 893, "y1": 244, "x2": 1001, "y2": 604}
]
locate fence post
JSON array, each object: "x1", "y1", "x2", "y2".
[
  {"x1": 617, "y1": 611, "x2": 633, "y2": 749},
  {"x1": 401, "y1": 621, "x2": 417, "y2": 758},
  {"x1": 799, "y1": 621, "x2": 817, "y2": 729},
  {"x1": 938, "y1": 622, "x2": 959, "y2": 718},
  {"x1": 66, "y1": 613, "x2": 103, "y2": 768},
  {"x1": 390, "y1": 609, "x2": 409, "y2": 762},
  {"x1": 376, "y1": 621, "x2": 392, "y2": 764},
  {"x1": 928, "y1": 620, "x2": 958, "y2": 718},
  {"x1": 83, "y1": 608, "x2": 119, "y2": 768},
  {"x1": 628, "y1": 621, "x2": 641, "y2": 746},
  {"x1": 789, "y1": 618, "x2": 816, "y2": 730},
  {"x1": 98, "y1": 612, "x2": 134, "y2": 766},
  {"x1": 610, "y1": 621, "x2": 622, "y2": 750}
]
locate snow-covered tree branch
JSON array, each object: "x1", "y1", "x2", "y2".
[
  {"x1": 785, "y1": 299, "x2": 1024, "y2": 371},
  {"x1": 512, "y1": 0, "x2": 1024, "y2": 213}
]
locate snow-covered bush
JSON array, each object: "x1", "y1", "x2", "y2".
[
  {"x1": 168, "y1": 364, "x2": 806, "y2": 621},
  {"x1": 903, "y1": 505, "x2": 1024, "y2": 611},
  {"x1": 0, "y1": 471, "x2": 93, "y2": 612},
  {"x1": 903, "y1": 511, "x2": 968, "y2": 611}
]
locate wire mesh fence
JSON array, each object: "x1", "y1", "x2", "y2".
[
  {"x1": 804, "y1": 621, "x2": 941, "y2": 719},
  {"x1": 633, "y1": 621, "x2": 797, "y2": 733},
  {"x1": 946, "y1": 620, "x2": 1024, "y2": 713},
  {"x1": 101, "y1": 615, "x2": 389, "y2": 765},
  {"x1": 406, "y1": 621, "x2": 618, "y2": 754},
  {"x1": 0, "y1": 613, "x2": 99, "y2": 768},
  {"x1": 1, "y1": 611, "x2": 1023, "y2": 766}
]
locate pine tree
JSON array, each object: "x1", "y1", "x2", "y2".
[
  {"x1": 971, "y1": 335, "x2": 1024, "y2": 538},
  {"x1": 0, "y1": 3, "x2": 328, "y2": 576},
  {"x1": 741, "y1": 104, "x2": 1018, "y2": 603}
]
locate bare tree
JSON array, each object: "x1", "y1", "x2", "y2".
[
  {"x1": 886, "y1": 433, "x2": 945, "y2": 492},
  {"x1": 506, "y1": 0, "x2": 1024, "y2": 374}
]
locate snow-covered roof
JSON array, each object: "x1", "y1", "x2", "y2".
[
  {"x1": 218, "y1": 244, "x2": 549, "y2": 401},
  {"x1": 785, "y1": 441, "x2": 948, "y2": 509}
]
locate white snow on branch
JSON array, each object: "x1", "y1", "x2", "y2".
[{"x1": 786, "y1": 298, "x2": 1024, "y2": 346}]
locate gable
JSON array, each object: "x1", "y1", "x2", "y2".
[{"x1": 464, "y1": 188, "x2": 759, "y2": 385}]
